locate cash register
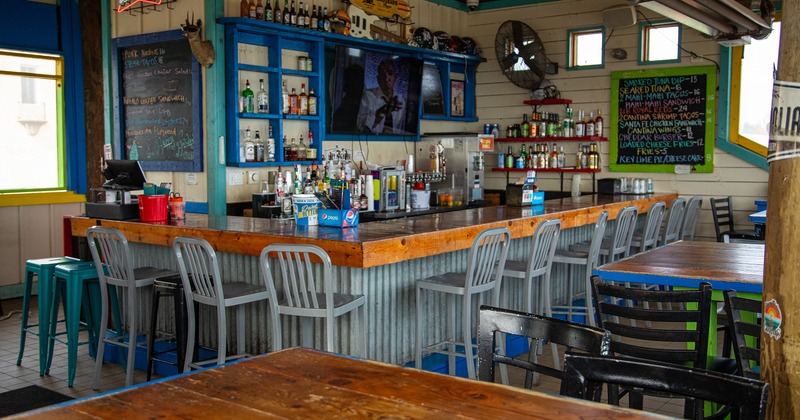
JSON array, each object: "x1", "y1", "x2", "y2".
[{"x1": 85, "y1": 159, "x2": 146, "y2": 220}]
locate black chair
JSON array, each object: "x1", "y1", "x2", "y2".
[
  {"x1": 710, "y1": 196, "x2": 758, "y2": 243},
  {"x1": 591, "y1": 275, "x2": 713, "y2": 369},
  {"x1": 476, "y1": 305, "x2": 611, "y2": 390},
  {"x1": 562, "y1": 353, "x2": 769, "y2": 420},
  {"x1": 723, "y1": 290, "x2": 762, "y2": 380}
]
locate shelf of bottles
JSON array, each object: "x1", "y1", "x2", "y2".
[
  {"x1": 225, "y1": 21, "x2": 324, "y2": 167},
  {"x1": 491, "y1": 167, "x2": 600, "y2": 173},
  {"x1": 494, "y1": 136, "x2": 607, "y2": 143}
]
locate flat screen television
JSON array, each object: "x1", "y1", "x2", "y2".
[
  {"x1": 329, "y1": 46, "x2": 423, "y2": 136},
  {"x1": 102, "y1": 159, "x2": 148, "y2": 190}
]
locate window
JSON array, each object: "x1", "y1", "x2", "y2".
[
  {"x1": 640, "y1": 22, "x2": 681, "y2": 63},
  {"x1": 729, "y1": 21, "x2": 781, "y2": 156},
  {"x1": 567, "y1": 27, "x2": 604, "y2": 69},
  {"x1": 0, "y1": 49, "x2": 64, "y2": 192}
]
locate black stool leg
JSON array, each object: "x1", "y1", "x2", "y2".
[
  {"x1": 174, "y1": 287, "x2": 187, "y2": 372},
  {"x1": 146, "y1": 287, "x2": 162, "y2": 381}
]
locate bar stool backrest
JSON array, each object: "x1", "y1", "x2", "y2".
[
  {"x1": 661, "y1": 198, "x2": 686, "y2": 245},
  {"x1": 609, "y1": 206, "x2": 638, "y2": 260},
  {"x1": 172, "y1": 236, "x2": 226, "y2": 308},
  {"x1": 526, "y1": 219, "x2": 561, "y2": 279},
  {"x1": 637, "y1": 201, "x2": 666, "y2": 253},
  {"x1": 587, "y1": 211, "x2": 609, "y2": 270},
  {"x1": 466, "y1": 227, "x2": 512, "y2": 297},
  {"x1": 87, "y1": 226, "x2": 137, "y2": 289},
  {"x1": 260, "y1": 243, "x2": 333, "y2": 312},
  {"x1": 681, "y1": 196, "x2": 703, "y2": 241}
]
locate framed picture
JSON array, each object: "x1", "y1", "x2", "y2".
[
  {"x1": 421, "y1": 64, "x2": 445, "y2": 116},
  {"x1": 450, "y1": 80, "x2": 465, "y2": 117}
]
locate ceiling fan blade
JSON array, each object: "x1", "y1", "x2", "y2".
[{"x1": 500, "y1": 53, "x2": 519, "y2": 71}]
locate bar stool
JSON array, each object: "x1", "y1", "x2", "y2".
[
  {"x1": 571, "y1": 206, "x2": 638, "y2": 265},
  {"x1": 173, "y1": 236, "x2": 271, "y2": 372},
  {"x1": 659, "y1": 198, "x2": 686, "y2": 246},
  {"x1": 44, "y1": 261, "x2": 100, "y2": 387},
  {"x1": 630, "y1": 201, "x2": 666, "y2": 254},
  {"x1": 551, "y1": 211, "x2": 608, "y2": 327},
  {"x1": 18, "y1": 256, "x2": 81, "y2": 375},
  {"x1": 88, "y1": 226, "x2": 179, "y2": 389},
  {"x1": 260, "y1": 243, "x2": 367, "y2": 356},
  {"x1": 146, "y1": 275, "x2": 189, "y2": 380},
  {"x1": 680, "y1": 196, "x2": 703, "y2": 240},
  {"x1": 415, "y1": 227, "x2": 511, "y2": 380}
]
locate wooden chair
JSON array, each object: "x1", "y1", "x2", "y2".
[
  {"x1": 562, "y1": 353, "x2": 769, "y2": 420},
  {"x1": 477, "y1": 305, "x2": 611, "y2": 390},
  {"x1": 710, "y1": 196, "x2": 758, "y2": 243},
  {"x1": 723, "y1": 290, "x2": 762, "y2": 379}
]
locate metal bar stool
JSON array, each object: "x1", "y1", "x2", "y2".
[
  {"x1": 18, "y1": 256, "x2": 81, "y2": 375},
  {"x1": 45, "y1": 261, "x2": 100, "y2": 387},
  {"x1": 146, "y1": 275, "x2": 189, "y2": 380}
]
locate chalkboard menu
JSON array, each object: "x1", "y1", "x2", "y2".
[
  {"x1": 610, "y1": 66, "x2": 715, "y2": 173},
  {"x1": 112, "y1": 30, "x2": 202, "y2": 172}
]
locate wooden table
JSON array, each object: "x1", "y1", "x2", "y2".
[{"x1": 17, "y1": 348, "x2": 665, "y2": 419}]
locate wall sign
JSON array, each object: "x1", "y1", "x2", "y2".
[
  {"x1": 112, "y1": 30, "x2": 202, "y2": 172},
  {"x1": 610, "y1": 65, "x2": 715, "y2": 173}
]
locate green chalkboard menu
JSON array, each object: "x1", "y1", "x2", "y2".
[
  {"x1": 610, "y1": 66, "x2": 715, "y2": 173},
  {"x1": 112, "y1": 30, "x2": 202, "y2": 172}
]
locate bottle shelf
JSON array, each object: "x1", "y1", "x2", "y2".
[
  {"x1": 239, "y1": 112, "x2": 282, "y2": 119},
  {"x1": 523, "y1": 99, "x2": 573, "y2": 106},
  {"x1": 494, "y1": 136, "x2": 607, "y2": 143},
  {"x1": 238, "y1": 64, "x2": 279, "y2": 73},
  {"x1": 229, "y1": 159, "x2": 319, "y2": 168},
  {"x1": 491, "y1": 167, "x2": 601, "y2": 173}
]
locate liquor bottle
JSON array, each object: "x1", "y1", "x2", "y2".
[
  {"x1": 307, "y1": 88, "x2": 318, "y2": 116},
  {"x1": 282, "y1": 135, "x2": 289, "y2": 160},
  {"x1": 283, "y1": 0, "x2": 291, "y2": 25},
  {"x1": 244, "y1": 127, "x2": 255, "y2": 162},
  {"x1": 538, "y1": 144, "x2": 547, "y2": 168},
  {"x1": 586, "y1": 111, "x2": 595, "y2": 137},
  {"x1": 281, "y1": 79, "x2": 289, "y2": 114},
  {"x1": 519, "y1": 143, "x2": 527, "y2": 163},
  {"x1": 276, "y1": 169, "x2": 284, "y2": 198},
  {"x1": 241, "y1": 80, "x2": 255, "y2": 113},
  {"x1": 256, "y1": 0, "x2": 264, "y2": 20},
  {"x1": 273, "y1": 0, "x2": 282, "y2": 23},
  {"x1": 265, "y1": 0, "x2": 273, "y2": 21},
  {"x1": 563, "y1": 108, "x2": 573, "y2": 137},
  {"x1": 594, "y1": 109, "x2": 603, "y2": 137},
  {"x1": 306, "y1": 129, "x2": 317, "y2": 160},
  {"x1": 254, "y1": 130, "x2": 265, "y2": 162},
  {"x1": 257, "y1": 79, "x2": 269, "y2": 113},
  {"x1": 581, "y1": 144, "x2": 589, "y2": 168},
  {"x1": 289, "y1": 87, "x2": 298, "y2": 115},
  {"x1": 290, "y1": 1, "x2": 297, "y2": 26},
  {"x1": 520, "y1": 114, "x2": 530, "y2": 138},
  {"x1": 297, "y1": 134, "x2": 307, "y2": 161},
  {"x1": 299, "y1": 83, "x2": 309, "y2": 115},
  {"x1": 310, "y1": 5, "x2": 319, "y2": 30},
  {"x1": 505, "y1": 146, "x2": 514, "y2": 168},
  {"x1": 575, "y1": 110, "x2": 585, "y2": 137},
  {"x1": 587, "y1": 142, "x2": 599, "y2": 169},
  {"x1": 240, "y1": 0, "x2": 249, "y2": 17},
  {"x1": 538, "y1": 112, "x2": 547, "y2": 138},
  {"x1": 575, "y1": 143, "x2": 583, "y2": 168},
  {"x1": 267, "y1": 124, "x2": 276, "y2": 161},
  {"x1": 297, "y1": 2, "x2": 305, "y2": 27},
  {"x1": 549, "y1": 142, "x2": 558, "y2": 168},
  {"x1": 249, "y1": 0, "x2": 257, "y2": 19},
  {"x1": 525, "y1": 146, "x2": 534, "y2": 168},
  {"x1": 322, "y1": 7, "x2": 330, "y2": 32},
  {"x1": 289, "y1": 137, "x2": 298, "y2": 161},
  {"x1": 558, "y1": 146, "x2": 565, "y2": 168}
]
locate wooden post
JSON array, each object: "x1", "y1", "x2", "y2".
[{"x1": 762, "y1": 1, "x2": 800, "y2": 417}]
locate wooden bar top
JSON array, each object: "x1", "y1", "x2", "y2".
[
  {"x1": 70, "y1": 193, "x2": 676, "y2": 268},
  {"x1": 17, "y1": 347, "x2": 666, "y2": 419}
]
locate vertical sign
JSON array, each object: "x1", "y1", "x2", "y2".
[{"x1": 610, "y1": 66, "x2": 716, "y2": 173}]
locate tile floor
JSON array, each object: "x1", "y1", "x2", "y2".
[{"x1": 0, "y1": 296, "x2": 684, "y2": 417}]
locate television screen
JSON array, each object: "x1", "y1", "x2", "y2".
[
  {"x1": 329, "y1": 46, "x2": 422, "y2": 136},
  {"x1": 102, "y1": 159, "x2": 148, "y2": 190}
]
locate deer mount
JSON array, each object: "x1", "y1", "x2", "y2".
[{"x1": 181, "y1": 14, "x2": 215, "y2": 68}]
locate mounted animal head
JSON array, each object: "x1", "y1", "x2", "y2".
[{"x1": 181, "y1": 14, "x2": 215, "y2": 68}]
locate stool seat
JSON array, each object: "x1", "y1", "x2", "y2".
[
  {"x1": 46, "y1": 261, "x2": 100, "y2": 387},
  {"x1": 19, "y1": 256, "x2": 81, "y2": 376}
]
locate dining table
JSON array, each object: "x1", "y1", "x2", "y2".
[
  {"x1": 15, "y1": 347, "x2": 667, "y2": 419},
  {"x1": 593, "y1": 240, "x2": 764, "y2": 361}
]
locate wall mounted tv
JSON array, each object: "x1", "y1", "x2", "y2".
[{"x1": 328, "y1": 45, "x2": 423, "y2": 138}]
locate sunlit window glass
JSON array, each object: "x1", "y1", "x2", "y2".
[
  {"x1": 644, "y1": 24, "x2": 680, "y2": 61},
  {"x1": 738, "y1": 22, "x2": 781, "y2": 148},
  {"x1": 571, "y1": 30, "x2": 603, "y2": 67}
]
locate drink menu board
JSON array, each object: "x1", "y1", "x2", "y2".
[
  {"x1": 610, "y1": 66, "x2": 716, "y2": 173},
  {"x1": 112, "y1": 30, "x2": 202, "y2": 171}
]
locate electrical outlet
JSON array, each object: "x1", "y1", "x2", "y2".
[
  {"x1": 247, "y1": 170, "x2": 260, "y2": 184},
  {"x1": 186, "y1": 173, "x2": 198, "y2": 185},
  {"x1": 227, "y1": 171, "x2": 244, "y2": 185}
]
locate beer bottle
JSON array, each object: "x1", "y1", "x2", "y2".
[
  {"x1": 310, "y1": 5, "x2": 318, "y2": 30},
  {"x1": 240, "y1": 0, "x2": 249, "y2": 17},
  {"x1": 273, "y1": 0, "x2": 282, "y2": 23},
  {"x1": 264, "y1": 0, "x2": 273, "y2": 22},
  {"x1": 297, "y1": 2, "x2": 305, "y2": 27},
  {"x1": 520, "y1": 114, "x2": 530, "y2": 138},
  {"x1": 290, "y1": 0, "x2": 297, "y2": 26},
  {"x1": 283, "y1": 0, "x2": 291, "y2": 25},
  {"x1": 505, "y1": 146, "x2": 514, "y2": 168},
  {"x1": 248, "y1": 0, "x2": 257, "y2": 19},
  {"x1": 256, "y1": 0, "x2": 264, "y2": 20}
]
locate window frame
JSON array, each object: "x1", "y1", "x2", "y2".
[
  {"x1": 566, "y1": 26, "x2": 605, "y2": 70},
  {"x1": 638, "y1": 20, "x2": 682, "y2": 65}
]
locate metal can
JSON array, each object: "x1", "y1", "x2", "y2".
[
  {"x1": 305, "y1": 56, "x2": 312, "y2": 71},
  {"x1": 498, "y1": 152, "x2": 505, "y2": 168},
  {"x1": 484, "y1": 124, "x2": 492, "y2": 135},
  {"x1": 491, "y1": 124, "x2": 500, "y2": 138},
  {"x1": 298, "y1": 56, "x2": 307, "y2": 71}
]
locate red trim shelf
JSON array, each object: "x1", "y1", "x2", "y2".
[
  {"x1": 491, "y1": 167, "x2": 601, "y2": 173},
  {"x1": 494, "y1": 136, "x2": 607, "y2": 142},
  {"x1": 523, "y1": 99, "x2": 573, "y2": 106}
]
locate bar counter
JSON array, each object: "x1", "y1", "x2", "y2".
[{"x1": 68, "y1": 192, "x2": 676, "y2": 364}]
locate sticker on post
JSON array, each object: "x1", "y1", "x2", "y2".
[
  {"x1": 763, "y1": 299, "x2": 782, "y2": 340},
  {"x1": 768, "y1": 80, "x2": 800, "y2": 163}
]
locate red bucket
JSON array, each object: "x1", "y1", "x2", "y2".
[{"x1": 138, "y1": 194, "x2": 169, "y2": 222}]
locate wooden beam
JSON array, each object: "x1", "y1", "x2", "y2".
[{"x1": 763, "y1": 1, "x2": 800, "y2": 417}]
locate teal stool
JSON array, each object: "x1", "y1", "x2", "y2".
[
  {"x1": 18, "y1": 256, "x2": 81, "y2": 376},
  {"x1": 45, "y1": 261, "x2": 101, "y2": 387}
]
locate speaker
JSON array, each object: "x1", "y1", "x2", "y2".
[{"x1": 603, "y1": 5, "x2": 637, "y2": 29}]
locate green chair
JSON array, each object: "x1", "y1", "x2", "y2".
[{"x1": 18, "y1": 256, "x2": 82, "y2": 376}]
